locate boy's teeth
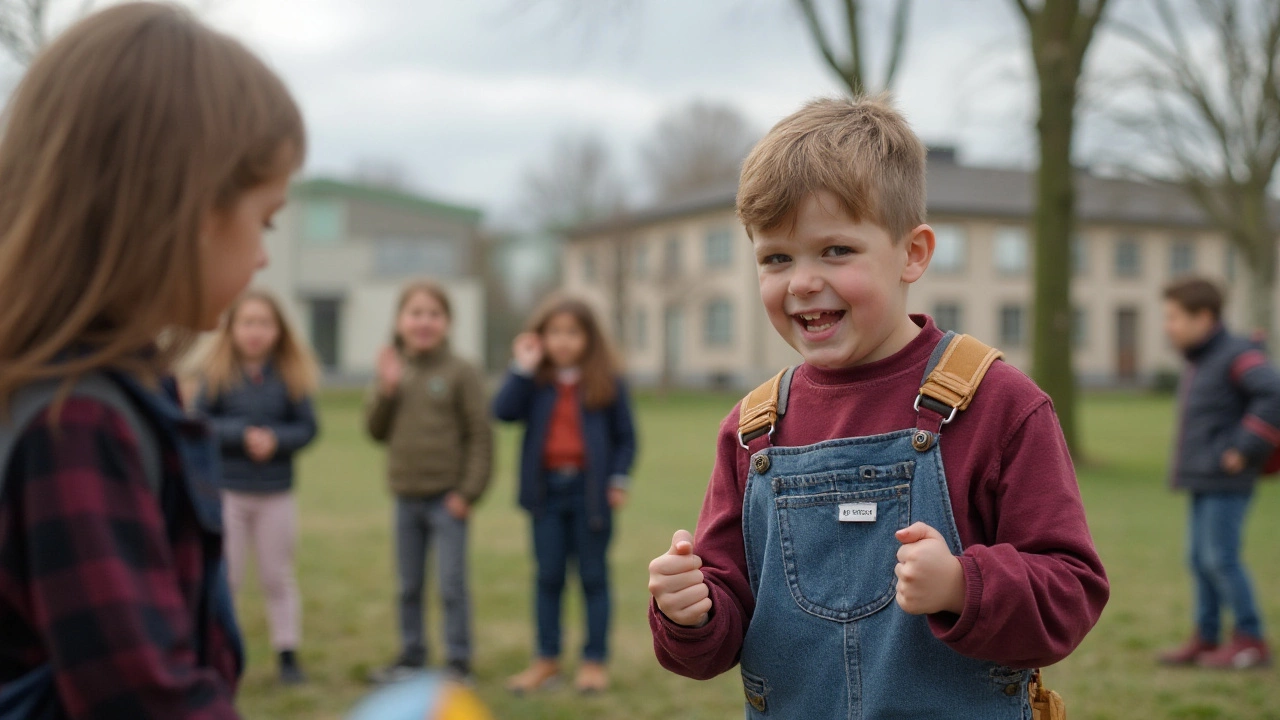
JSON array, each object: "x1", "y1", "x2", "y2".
[
  {"x1": 809, "y1": 321, "x2": 834, "y2": 332},
  {"x1": 799, "y1": 313, "x2": 822, "y2": 321}
]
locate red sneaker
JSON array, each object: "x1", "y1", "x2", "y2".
[
  {"x1": 1157, "y1": 635, "x2": 1218, "y2": 666},
  {"x1": 1196, "y1": 633, "x2": 1272, "y2": 669}
]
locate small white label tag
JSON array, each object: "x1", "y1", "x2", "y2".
[{"x1": 838, "y1": 503, "x2": 877, "y2": 522}]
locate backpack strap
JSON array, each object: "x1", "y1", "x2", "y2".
[
  {"x1": 737, "y1": 366, "x2": 797, "y2": 449},
  {"x1": 0, "y1": 374, "x2": 163, "y2": 498},
  {"x1": 915, "y1": 332, "x2": 1004, "y2": 424}
]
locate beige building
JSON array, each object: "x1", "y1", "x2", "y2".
[
  {"x1": 252, "y1": 179, "x2": 487, "y2": 379},
  {"x1": 563, "y1": 149, "x2": 1269, "y2": 390}
]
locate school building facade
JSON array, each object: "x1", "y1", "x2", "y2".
[
  {"x1": 251, "y1": 178, "x2": 487, "y2": 378},
  {"x1": 562, "y1": 148, "x2": 1270, "y2": 390}
]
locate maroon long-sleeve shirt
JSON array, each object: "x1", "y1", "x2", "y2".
[{"x1": 650, "y1": 317, "x2": 1109, "y2": 677}]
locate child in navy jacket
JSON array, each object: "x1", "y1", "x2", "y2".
[{"x1": 493, "y1": 296, "x2": 637, "y2": 695}]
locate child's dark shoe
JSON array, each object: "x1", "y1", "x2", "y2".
[
  {"x1": 445, "y1": 659, "x2": 476, "y2": 687},
  {"x1": 278, "y1": 650, "x2": 307, "y2": 685},
  {"x1": 1157, "y1": 635, "x2": 1218, "y2": 666},
  {"x1": 1196, "y1": 633, "x2": 1272, "y2": 669},
  {"x1": 367, "y1": 654, "x2": 426, "y2": 685},
  {"x1": 574, "y1": 662, "x2": 609, "y2": 695},
  {"x1": 505, "y1": 659, "x2": 560, "y2": 694}
]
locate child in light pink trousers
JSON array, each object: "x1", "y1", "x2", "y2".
[{"x1": 198, "y1": 289, "x2": 321, "y2": 684}]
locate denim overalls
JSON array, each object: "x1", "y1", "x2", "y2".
[{"x1": 737, "y1": 334, "x2": 1032, "y2": 719}]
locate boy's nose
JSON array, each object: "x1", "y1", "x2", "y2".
[{"x1": 787, "y1": 266, "x2": 824, "y2": 297}]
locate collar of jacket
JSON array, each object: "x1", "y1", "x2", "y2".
[{"x1": 1184, "y1": 324, "x2": 1227, "y2": 363}]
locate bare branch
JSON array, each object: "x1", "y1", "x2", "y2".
[
  {"x1": 1013, "y1": 0, "x2": 1033, "y2": 22},
  {"x1": 881, "y1": 0, "x2": 913, "y2": 90},
  {"x1": 841, "y1": 0, "x2": 862, "y2": 91},
  {"x1": 795, "y1": 0, "x2": 857, "y2": 93}
]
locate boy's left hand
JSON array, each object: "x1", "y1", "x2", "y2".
[
  {"x1": 444, "y1": 492, "x2": 471, "y2": 520},
  {"x1": 894, "y1": 522, "x2": 965, "y2": 616},
  {"x1": 608, "y1": 487, "x2": 628, "y2": 510}
]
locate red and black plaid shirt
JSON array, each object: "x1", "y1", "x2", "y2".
[{"x1": 0, "y1": 397, "x2": 240, "y2": 718}]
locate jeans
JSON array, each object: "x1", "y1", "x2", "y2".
[
  {"x1": 532, "y1": 471, "x2": 612, "y2": 662},
  {"x1": 1189, "y1": 491, "x2": 1263, "y2": 641},
  {"x1": 395, "y1": 495, "x2": 471, "y2": 665}
]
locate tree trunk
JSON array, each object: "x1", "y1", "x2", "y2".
[
  {"x1": 1030, "y1": 34, "x2": 1081, "y2": 457},
  {"x1": 1239, "y1": 185, "x2": 1277, "y2": 344}
]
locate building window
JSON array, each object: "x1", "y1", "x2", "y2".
[
  {"x1": 1115, "y1": 236, "x2": 1141, "y2": 278},
  {"x1": 1171, "y1": 239, "x2": 1196, "y2": 277},
  {"x1": 664, "y1": 234, "x2": 682, "y2": 276},
  {"x1": 705, "y1": 227, "x2": 734, "y2": 269},
  {"x1": 999, "y1": 304, "x2": 1025, "y2": 347},
  {"x1": 302, "y1": 199, "x2": 345, "y2": 245},
  {"x1": 633, "y1": 243, "x2": 649, "y2": 278},
  {"x1": 1073, "y1": 306, "x2": 1088, "y2": 349},
  {"x1": 634, "y1": 308, "x2": 648, "y2": 350},
  {"x1": 1071, "y1": 234, "x2": 1088, "y2": 277},
  {"x1": 932, "y1": 224, "x2": 967, "y2": 274},
  {"x1": 934, "y1": 302, "x2": 963, "y2": 333},
  {"x1": 583, "y1": 250, "x2": 597, "y2": 284},
  {"x1": 994, "y1": 227, "x2": 1029, "y2": 275},
  {"x1": 705, "y1": 299, "x2": 734, "y2": 347},
  {"x1": 373, "y1": 237, "x2": 461, "y2": 277}
]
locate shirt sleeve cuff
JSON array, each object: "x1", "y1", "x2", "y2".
[
  {"x1": 609, "y1": 474, "x2": 631, "y2": 491},
  {"x1": 509, "y1": 362, "x2": 535, "y2": 378},
  {"x1": 929, "y1": 554, "x2": 983, "y2": 642}
]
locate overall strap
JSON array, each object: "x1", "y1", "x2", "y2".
[
  {"x1": 913, "y1": 333, "x2": 1003, "y2": 447},
  {"x1": 0, "y1": 374, "x2": 163, "y2": 498},
  {"x1": 737, "y1": 366, "x2": 798, "y2": 449}
]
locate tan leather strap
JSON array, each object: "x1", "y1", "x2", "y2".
[
  {"x1": 919, "y1": 334, "x2": 1003, "y2": 413},
  {"x1": 738, "y1": 367, "x2": 791, "y2": 446}
]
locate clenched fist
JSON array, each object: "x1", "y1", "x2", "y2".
[
  {"x1": 648, "y1": 530, "x2": 712, "y2": 628},
  {"x1": 894, "y1": 522, "x2": 965, "y2": 616}
]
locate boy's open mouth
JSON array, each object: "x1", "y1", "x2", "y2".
[{"x1": 793, "y1": 310, "x2": 846, "y2": 333}]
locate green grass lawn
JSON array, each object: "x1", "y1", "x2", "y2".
[{"x1": 234, "y1": 390, "x2": 1280, "y2": 719}]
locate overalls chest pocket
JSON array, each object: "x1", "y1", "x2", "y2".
[{"x1": 772, "y1": 460, "x2": 914, "y2": 621}]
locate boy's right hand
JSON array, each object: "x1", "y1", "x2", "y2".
[
  {"x1": 376, "y1": 346, "x2": 403, "y2": 396},
  {"x1": 648, "y1": 529, "x2": 712, "y2": 628},
  {"x1": 512, "y1": 332, "x2": 544, "y2": 374}
]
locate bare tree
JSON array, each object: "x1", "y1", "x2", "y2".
[
  {"x1": 1112, "y1": 0, "x2": 1280, "y2": 340},
  {"x1": 793, "y1": 0, "x2": 914, "y2": 95},
  {"x1": 519, "y1": 133, "x2": 625, "y2": 233},
  {"x1": 0, "y1": 0, "x2": 95, "y2": 64},
  {"x1": 641, "y1": 101, "x2": 758, "y2": 202},
  {"x1": 1005, "y1": 0, "x2": 1111, "y2": 458}
]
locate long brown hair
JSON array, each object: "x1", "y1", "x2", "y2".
[
  {"x1": 0, "y1": 3, "x2": 306, "y2": 406},
  {"x1": 201, "y1": 290, "x2": 319, "y2": 402},
  {"x1": 391, "y1": 280, "x2": 453, "y2": 351},
  {"x1": 528, "y1": 295, "x2": 620, "y2": 410}
]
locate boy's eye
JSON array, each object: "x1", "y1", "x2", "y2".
[
  {"x1": 760, "y1": 253, "x2": 792, "y2": 265},
  {"x1": 824, "y1": 246, "x2": 854, "y2": 257}
]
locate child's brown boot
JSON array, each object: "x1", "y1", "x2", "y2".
[
  {"x1": 574, "y1": 661, "x2": 609, "y2": 694},
  {"x1": 505, "y1": 658, "x2": 560, "y2": 694}
]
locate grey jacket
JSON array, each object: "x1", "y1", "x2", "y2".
[
  {"x1": 1172, "y1": 326, "x2": 1280, "y2": 493},
  {"x1": 196, "y1": 364, "x2": 319, "y2": 494}
]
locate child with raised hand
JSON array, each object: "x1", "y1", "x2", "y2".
[
  {"x1": 366, "y1": 281, "x2": 493, "y2": 686},
  {"x1": 0, "y1": 3, "x2": 305, "y2": 716},
  {"x1": 494, "y1": 296, "x2": 637, "y2": 695},
  {"x1": 197, "y1": 290, "x2": 320, "y2": 685},
  {"x1": 647, "y1": 96, "x2": 1109, "y2": 718}
]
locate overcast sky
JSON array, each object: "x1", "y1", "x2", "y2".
[{"x1": 3, "y1": 0, "x2": 1156, "y2": 228}]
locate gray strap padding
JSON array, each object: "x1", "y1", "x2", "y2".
[{"x1": 0, "y1": 374, "x2": 162, "y2": 499}]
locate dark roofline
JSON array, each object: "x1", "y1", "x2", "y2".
[
  {"x1": 293, "y1": 178, "x2": 484, "y2": 224},
  {"x1": 565, "y1": 164, "x2": 1246, "y2": 238}
]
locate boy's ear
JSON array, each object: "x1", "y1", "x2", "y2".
[{"x1": 901, "y1": 224, "x2": 935, "y2": 284}]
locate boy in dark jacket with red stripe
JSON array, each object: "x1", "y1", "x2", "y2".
[{"x1": 1158, "y1": 277, "x2": 1278, "y2": 669}]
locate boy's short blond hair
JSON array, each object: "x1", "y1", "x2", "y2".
[{"x1": 737, "y1": 95, "x2": 926, "y2": 242}]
